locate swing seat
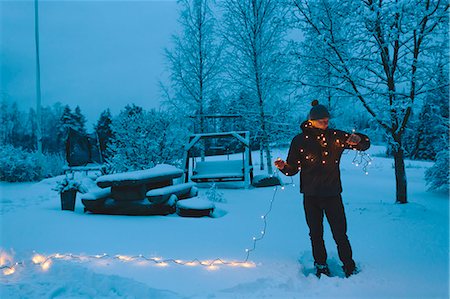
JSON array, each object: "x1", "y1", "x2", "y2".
[{"x1": 191, "y1": 160, "x2": 248, "y2": 182}]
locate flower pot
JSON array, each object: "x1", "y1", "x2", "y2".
[{"x1": 61, "y1": 190, "x2": 77, "y2": 211}]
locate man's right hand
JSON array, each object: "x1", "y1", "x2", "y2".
[{"x1": 274, "y1": 158, "x2": 286, "y2": 170}]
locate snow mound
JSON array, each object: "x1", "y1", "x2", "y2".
[
  {"x1": 1, "y1": 262, "x2": 181, "y2": 299},
  {"x1": 176, "y1": 197, "x2": 215, "y2": 210}
]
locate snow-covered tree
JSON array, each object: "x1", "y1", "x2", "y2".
[
  {"x1": 73, "y1": 105, "x2": 87, "y2": 135},
  {"x1": 425, "y1": 146, "x2": 449, "y2": 192},
  {"x1": 222, "y1": 0, "x2": 290, "y2": 173},
  {"x1": 291, "y1": 0, "x2": 449, "y2": 203},
  {"x1": 164, "y1": 0, "x2": 223, "y2": 134},
  {"x1": 107, "y1": 105, "x2": 188, "y2": 172},
  {"x1": 94, "y1": 109, "x2": 113, "y2": 159}
]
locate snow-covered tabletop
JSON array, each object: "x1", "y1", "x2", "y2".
[{"x1": 96, "y1": 164, "x2": 183, "y2": 188}]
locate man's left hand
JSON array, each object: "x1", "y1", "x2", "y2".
[{"x1": 346, "y1": 133, "x2": 361, "y2": 146}]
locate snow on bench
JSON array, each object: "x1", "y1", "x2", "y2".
[
  {"x1": 96, "y1": 164, "x2": 183, "y2": 188},
  {"x1": 176, "y1": 197, "x2": 215, "y2": 217},
  {"x1": 80, "y1": 187, "x2": 112, "y2": 200},
  {"x1": 191, "y1": 160, "x2": 247, "y2": 182},
  {"x1": 146, "y1": 182, "x2": 198, "y2": 204}
]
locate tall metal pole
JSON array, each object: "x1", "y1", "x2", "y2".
[{"x1": 34, "y1": 0, "x2": 43, "y2": 155}]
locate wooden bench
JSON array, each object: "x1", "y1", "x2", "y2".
[{"x1": 146, "y1": 182, "x2": 198, "y2": 204}]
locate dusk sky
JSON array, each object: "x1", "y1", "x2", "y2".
[{"x1": 0, "y1": 0, "x2": 180, "y2": 126}]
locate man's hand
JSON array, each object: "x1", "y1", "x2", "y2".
[
  {"x1": 346, "y1": 133, "x2": 361, "y2": 146},
  {"x1": 274, "y1": 158, "x2": 287, "y2": 170}
]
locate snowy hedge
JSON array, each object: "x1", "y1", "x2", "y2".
[{"x1": 0, "y1": 144, "x2": 65, "y2": 182}]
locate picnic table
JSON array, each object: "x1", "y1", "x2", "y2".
[
  {"x1": 81, "y1": 164, "x2": 188, "y2": 215},
  {"x1": 96, "y1": 164, "x2": 184, "y2": 201}
]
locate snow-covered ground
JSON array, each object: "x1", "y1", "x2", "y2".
[{"x1": 1, "y1": 145, "x2": 448, "y2": 298}]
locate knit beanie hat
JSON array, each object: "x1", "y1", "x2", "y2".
[{"x1": 308, "y1": 100, "x2": 330, "y2": 120}]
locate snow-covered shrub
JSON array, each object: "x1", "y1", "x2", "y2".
[
  {"x1": 106, "y1": 105, "x2": 188, "y2": 172},
  {"x1": 40, "y1": 153, "x2": 65, "y2": 178},
  {"x1": 425, "y1": 147, "x2": 449, "y2": 192},
  {"x1": 206, "y1": 183, "x2": 226, "y2": 203},
  {"x1": 0, "y1": 144, "x2": 42, "y2": 182},
  {"x1": 53, "y1": 177, "x2": 88, "y2": 193},
  {"x1": 0, "y1": 145, "x2": 66, "y2": 182}
]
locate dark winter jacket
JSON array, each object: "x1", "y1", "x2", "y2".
[{"x1": 280, "y1": 121, "x2": 370, "y2": 196}]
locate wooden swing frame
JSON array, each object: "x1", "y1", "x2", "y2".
[{"x1": 183, "y1": 131, "x2": 253, "y2": 187}]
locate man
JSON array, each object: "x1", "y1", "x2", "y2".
[{"x1": 274, "y1": 100, "x2": 370, "y2": 278}]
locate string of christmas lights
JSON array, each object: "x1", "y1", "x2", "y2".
[
  {"x1": 243, "y1": 173, "x2": 295, "y2": 262},
  {"x1": 350, "y1": 150, "x2": 373, "y2": 175}
]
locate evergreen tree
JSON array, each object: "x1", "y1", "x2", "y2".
[
  {"x1": 411, "y1": 62, "x2": 449, "y2": 160},
  {"x1": 94, "y1": 109, "x2": 113, "y2": 159},
  {"x1": 57, "y1": 105, "x2": 77, "y2": 149},
  {"x1": 425, "y1": 146, "x2": 449, "y2": 192},
  {"x1": 73, "y1": 105, "x2": 87, "y2": 134},
  {"x1": 40, "y1": 103, "x2": 64, "y2": 153}
]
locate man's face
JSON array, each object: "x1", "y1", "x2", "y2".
[{"x1": 311, "y1": 118, "x2": 329, "y2": 130}]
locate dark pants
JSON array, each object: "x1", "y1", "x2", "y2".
[{"x1": 303, "y1": 195, "x2": 355, "y2": 268}]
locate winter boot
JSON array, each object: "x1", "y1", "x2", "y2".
[
  {"x1": 343, "y1": 264, "x2": 359, "y2": 278},
  {"x1": 314, "y1": 263, "x2": 331, "y2": 278}
]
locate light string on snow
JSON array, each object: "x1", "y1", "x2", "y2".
[
  {"x1": 0, "y1": 262, "x2": 22, "y2": 276},
  {"x1": 27, "y1": 252, "x2": 255, "y2": 272},
  {"x1": 243, "y1": 172, "x2": 295, "y2": 262}
]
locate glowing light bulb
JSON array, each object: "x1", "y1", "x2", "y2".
[
  {"x1": 41, "y1": 260, "x2": 52, "y2": 271},
  {"x1": 261, "y1": 231, "x2": 265, "y2": 235},
  {"x1": 261, "y1": 215, "x2": 265, "y2": 219},
  {"x1": 32, "y1": 254, "x2": 46, "y2": 264},
  {"x1": 3, "y1": 267, "x2": 15, "y2": 276}
]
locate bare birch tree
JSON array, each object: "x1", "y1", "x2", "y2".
[
  {"x1": 222, "y1": 0, "x2": 289, "y2": 173},
  {"x1": 291, "y1": 0, "x2": 448, "y2": 203},
  {"x1": 164, "y1": 0, "x2": 223, "y2": 134}
]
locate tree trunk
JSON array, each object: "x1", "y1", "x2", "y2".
[
  {"x1": 262, "y1": 134, "x2": 273, "y2": 174},
  {"x1": 259, "y1": 142, "x2": 264, "y2": 171},
  {"x1": 392, "y1": 139, "x2": 407, "y2": 204}
]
